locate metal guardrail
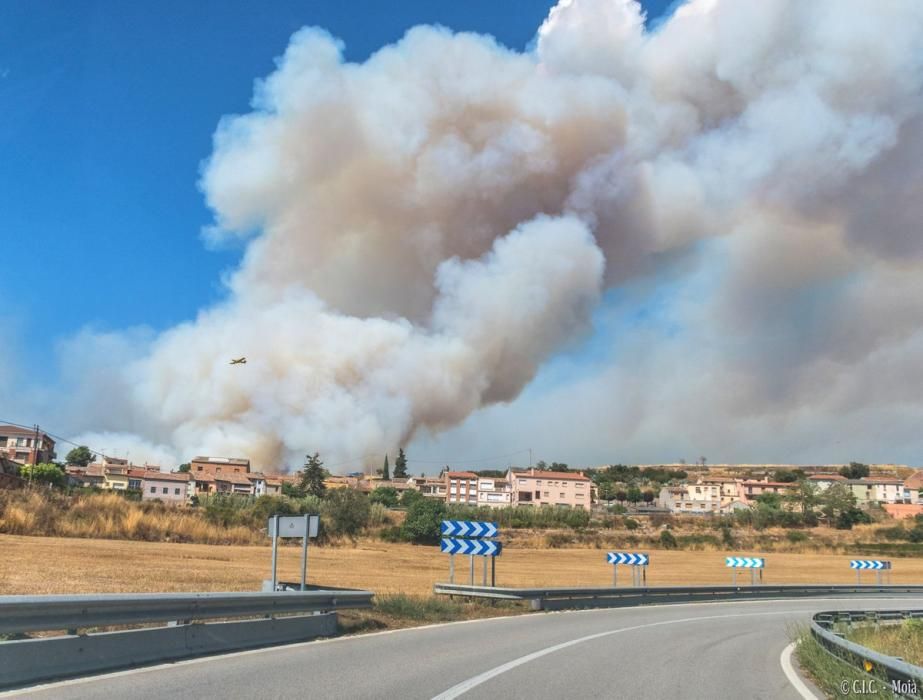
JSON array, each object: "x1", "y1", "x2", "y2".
[
  {"x1": 0, "y1": 589, "x2": 373, "y2": 690},
  {"x1": 811, "y1": 609, "x2": 923, "y2": 696},
  {"x1": 434, "y1": 583, "x2": 923, "y2": 611}
]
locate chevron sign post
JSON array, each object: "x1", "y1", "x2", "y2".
[
  {"x1": 850, "y1": 559, "x2": 892, "y2": 585},
  {"x1": 441, "y1": 538, "x2": 502, "y2": 556},
  {"x1": 441, "y1": 520, "x2": 501, "y2": 587},
  {"x1": 440, "y1": 521, "x2": 499, "y2": 538},
  {"x1": 606, "y1": 552, "x2": 649, "y2": 588},
  {"x1": 726, "y1": 556, "x2": 765, "y2": 586}
]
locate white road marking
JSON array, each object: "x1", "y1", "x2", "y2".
[
  {"x1": 3, "y1": 596, "x2": 916, "y2": 697},
  {"x1": 431, "y1": 609, "x2": 799, "y2": 700},
  {"x1": 780, "y1": 641, "x2": 820, "y2": 700}
]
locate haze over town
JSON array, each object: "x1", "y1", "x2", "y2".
[{"x1": 3, "y1": 0, "x2": 923, "y2": 472}]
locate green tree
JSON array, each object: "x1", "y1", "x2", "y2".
[
  {"x1": 626, "y1": 486, "x2": 643, "y2": 504},
  {"x1": 615, "y1": 489, "x2": 628, "y2": 503},
  {"x1": 839, "y1": 462, "x2": 870, "y2": 480},
  {"x1": 177, "y1": 463, "x2": 191, "y2": 473},
  {"x1": 298, "y1": 453, "x2": 327, "y2": 498},
  {"x1": 549, "y1": 462, "x2": 569, "y2": 472},
  {"x1": 820, "y1": 483, "x2": 858, "y2": 525},
  {"x1": 282, "y1": 481, "x2": 306, "y2": 498},
  {"x1": 401, "y1": 498, "x2": 446, "y2": 544},
  {"x1": 65, "y1": 446, "x2": 94, "y2": 467},
  {"x1": 597, "y1": 481, "x2": 617, "y2": 504},
  {"x1": 642, "y1": 490, "x2": 655, "y2": 504},
  {"x1": 773, "y1": 469, "x2": 802, "y2": 483},
  {"x1": 784, "y1": 480, "x2": 820, "y2": 516},
  {"x1": 382, "y1": 454, "x2": 390, "y2": 481},
  {"x1": 369, "y1": 486, "x2": 399, "y2": 508},
  {"x1": 20, "y1": 462, "x2": 66, "y2": 487},
  {"x1": 323, "y1": 489, "x2": 370, "y2": 537},
  {"x1": 400, "y1": 488, "x2": 425, "y2": 508},
  {"x1": 393, "y1": 448, "x2": 408, "y2": 479}
]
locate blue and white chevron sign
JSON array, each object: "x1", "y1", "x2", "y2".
[
  {"x1": 440, "y1": 538, "x2": 502, "y2": 556},
  {"x1": 725, "y1": 557, "x2": 765, "y2": 568},
  {"x1": 850, "y1": 560, "x2": 891, "y2": 570},
  {"x1": 606, "y1": 552, "x2": 649, "y2": 566},
  {"x1": 440, "y1": 520, "x2": 499, "y2": 539}
]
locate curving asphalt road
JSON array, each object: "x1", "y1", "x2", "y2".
[{"x1": 7, "y1": 596, "x2": 923, "y2": 700}]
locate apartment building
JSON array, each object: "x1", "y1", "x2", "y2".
[
  {"x1": 846, "y1": 478, "x2": 907, "y2": 505},
  {"x1": 189, "y1": 456, "x2": 251, "y2": 476},
  {"x1": 475, "y1": 476, "x2": 514, "y2": 508},
  {"x1": 0, "y1": 425, "x2": 55, "y2": 465},
  {"x1": 445, "y1": 471, "x2": 479, "y2": 505},
  {"x1": 508, "y1": 468, "x2": 593, "y2": 511}
]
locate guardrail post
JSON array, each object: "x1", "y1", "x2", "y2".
[{"x1": 530, "y1": 598, "x2": 543, "y2": 611}]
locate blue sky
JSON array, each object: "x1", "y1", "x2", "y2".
[{"x1": 0, "y1": 0, "x2": 673, "y2": 375}]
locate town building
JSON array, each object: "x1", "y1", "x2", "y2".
[
  {"x1": 846, "y1": 478, "x2": 906, "y2": 505},
  {"x1": 475, "y1": 475, "x2": 514, "y2": 508},
  {"x1": 445, "y1": 471, "x2": 479, "y2": 505},
  {"x1": 141, "y1": 471, "x2": 191, "y2": 504},
  {"x1": 507, "y1": 468, "x2": 593, "y2": 511},
  {"x1": 189, "y1": 456, "x2": 251, "y2": 476},
  {"x1": 0, "y1": 425, "x2": 55, "y2": 465},
  {"x1": 806, "y1": 474, "x2": 847, "y2": 490}
]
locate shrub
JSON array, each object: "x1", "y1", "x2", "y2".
[
  {"x1": 786, "y1": 530, "x2": 809, "y2": 544},
  {"x1": 545, "y1": 532, "x2": 574, "y2": 548},
  {"x1": 368, "y1": 502, "x2": 392, "y2": 527},
  {"x1": 378, "y1": 525, "x2": 404, "y2": 542},
  {"x1": 322, "y1": 489, "x2": 371, "y2": 538},
  {"x1": 369, "y1": 487, "x2": 400, "y2": 508},
  {"x1": 624, "y1": 517, "x2": 640, "y2": 531},
  {"x1": 721, "y1": 525, "x2": 736, "y2": 547},
  {"x1": 877, "y1": 526, "x2": 908, "y2": 541},
  {"x1": 18, "y1": 463, "x2": 66, "y2": 488},
  {"x1": 400, "y1": 489, "x2": 425, "y2": 508},
  {"x1": 402, "y1": 498, "x2": 446, "y2": 544},
  {"x1": 659, "y1": 530, "x2": 678, "y2": 549}
]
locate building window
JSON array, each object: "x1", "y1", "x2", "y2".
[
  {"x1": 197, "y1": 465, "x2": 203, "y2": 471},
  {"x1": 162, "y1": 487, "x2": 168, "y2": 494},
  {"x1": 150, "y1": 486, "x2": 156, "y2": 493},
  {"x1": 174, "y1": 488, "x2": 181, "y2": 495},
  {"x1": 543, "y1": 491, "x2": 549, "y2": 497},
  {"x1": 560, "y1": 493, "x2": 565, "y2": 498}
]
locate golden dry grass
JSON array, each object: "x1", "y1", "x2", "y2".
[
  {"x1": 2, "y1": 534, "x2": 921, "y2": 596},
  {"x1": 0, "y1": 491, "x2": 257, "y2": 544},
  {"x1": 849, "y1": 621, "x2": 923, "y2": 666}
]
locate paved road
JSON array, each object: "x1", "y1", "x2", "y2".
[{"x1": 8, "y1": 596, "x2": 923, "y2": 699}]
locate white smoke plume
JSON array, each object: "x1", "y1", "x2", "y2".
[{"x1": 58, "y1": 0, "x2": 923, "y2": 469}]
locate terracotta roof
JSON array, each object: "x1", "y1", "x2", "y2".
[
  {"x1": 142, "y1": 471, "x2": 191, "y2": 483},
  {"x1": 193, "y1": 474, "x2": 217, "y2": 483},
  {"x1": 446, "y1": 471, "x2": 478, "y2": 479},
  {"x1": 0, "y1": 425, "x2": 54, "y2": 439},
  {"x1": 513, "y1": 469, "x2": 591, "y2": 482},
  {"x1": 904, "y1": 471, "x2": 923, "y2": 490},
  {"x1": 741, "y1": 480, "x2": 791, "y2": 488},
  {"x1": 215, "y1": 473, "x2": 253, "y2": 486},
  {"x1": 808, "y1": 474, "x2": 846, "y2": 481}
]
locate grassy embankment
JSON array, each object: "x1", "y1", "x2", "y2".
[{"x1": 794, "y1": 620, "x2": 923, "y2": 698}]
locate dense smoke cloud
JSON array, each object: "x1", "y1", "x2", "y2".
[{"x1": 54, "y1": 0, "x2": 923, "y2": 468}]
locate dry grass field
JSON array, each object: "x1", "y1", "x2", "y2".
[{"x1": 2, "y1": 534, "x2": 921, "y2": 596}]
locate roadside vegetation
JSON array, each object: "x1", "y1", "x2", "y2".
[
  {"x1": 848, "y1": 618, "x2": 923, "y2": 666},
  {"x1": 338, "y1": 594, "x2": 526, "y2": 634},
  {"x1": 793, "y1": 627, "x2": 894, "y2": 698}
]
